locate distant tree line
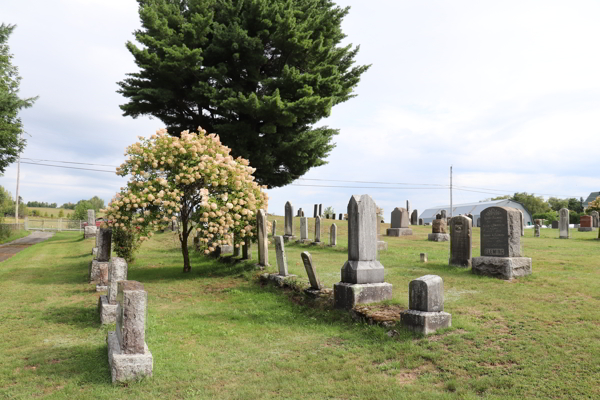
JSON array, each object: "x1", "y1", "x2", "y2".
[
  {"x1": 26, "y1": 201, "x2": 57, "y2": 208},
  {"x1": 487, "y1": 193, "x2": 586, "y2": 224}
]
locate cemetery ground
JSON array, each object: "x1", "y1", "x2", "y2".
[{"x1": 0, "y1": 220, "x2": 598, "y2": 399}]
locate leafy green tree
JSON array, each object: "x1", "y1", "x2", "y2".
[
  {"x1": 0, "y1": 24, "x2": 37, "y2": 174},
  {"x1": 511, "y1": 192, "x2": 550, "y2": 215},
  {"x1": 567, "y1": 198, "x2": 583, "y2": 213},
  {"x1": 58, "y1": 209, "x2": 64, "y2": 218},
  {"x1": 88, "y1": 196, "x2": 105, "y2": 211},
  {"x1": 70, "y1": 200, "x2": 94, "y2": 220},
  {"x1": 547, "y1": 197, "x2": 568, "y2": 212},
  {"x1": 118, "y1": 0, "x2": 370, "y2": 187}
]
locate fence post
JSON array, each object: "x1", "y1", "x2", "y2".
[
  {"x1": 24, "y1": 217, "x2": 28, "y2": 230},
  {"x1": 58, "y1": 218, "x2": 62, "y2": 231},
  {"x1": 42, "y1": 219, "x2": 45, "y2": 232}
]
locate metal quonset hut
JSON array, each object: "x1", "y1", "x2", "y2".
[{"x1": 419, "y1": 199, "x2": 533, "y2": 227}]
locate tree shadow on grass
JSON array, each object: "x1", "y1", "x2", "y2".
[
  {"x1": 21, "y1": 343, "x2": 111, "y2": 385},
  {"x1": 41, "y1": 305, "x2": 100, "y2": 328}
]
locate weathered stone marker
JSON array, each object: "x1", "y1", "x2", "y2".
[
  {"x1": 301, "y1": 251, "x2": 322, "y2": 291},
  {"x1": 559, "y1": 208, "x2": 569, "y2": 239},
  {"x1": 411, "y1": 209, "x2": 418, "y2": 225},
  {"x1": 107, "y1": 281, "x2": 153, "y2": 383},
  {"x1": 284, "y1": 201, "x2": 295, "y2": 241},
  {"x1": 334, "y1": 195, "x2": 393, "y2": 309},
  {"x1": 518, "y1": 209, "x2": 525, "y2": 236},
  {"x1": 534, "y1": 223, "x2": 540, "y2": 237},
  {"x1": 420, "y1": 253, "x2": 428, "y2": 262},
  {"x1": 257, "y1": 209, "x2": 268, "y2": 266},
  {"x1": 440, "y1": 210, "x2": 447, "y2": 219},
  {"x1": 387, "y1": 207, "x2": 413, "y2": 236},
  {"x1": 472, "y1": 207, "x2": 532, "y2": 280},
  {"x1": 551, "y1": 220, "x2": 559, "y2": 229},
  {"x1": 339, "y1": 213, "x2": 343, "y2": 220},
  {"x1": 318, "y1": 204, "x2": 323, "y2": 217},
  {"x1": 84, "y1": 209, "x2": 97, "y2": 238},
  {"x1": 272, "y1": 220, "x2": 277, "y2": 236},
  {"x1": 401, "y1": 275, "x2": 451, "y2": 335},
  {"x1": 90, "y1": 228, "x2": 112, "y2": 289},
  {"x1": 274, "y1": 236, "x2": 290, "y2": 276},
  {"x1": 298, "y1": 217, "x2": 310, "y2": 243},
  {"x1": 329, "y1": 224, "x2": 337, "y2": 246},
  {"x1": 99, "y1": 257, "x2": 128, "y2": 324},
  {"x1": 449, "y1": 215, "x2": 472, "y2": 267},
  {"x1": 313, "y1": 204, "x2": 318, "y2": 218},
  {"x1": 418, "y1": 218, "x2": 423, "y2": 225},
  {"x1": 579, "y1": 215, "x2": 593, "y2": 232},
  {"x1": 313, "y1": 215, "x2": 322, "y2": 244},
  {"x1": 428, "y1": 218, "x2": 449, "y2": 242},
  {"x1": 406, "y1": 200, "x2": 411, "y2": 224}
]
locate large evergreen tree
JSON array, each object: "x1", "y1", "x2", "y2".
[
  {"x1": 0, "y1": 24, "x2": 36, "y2": 174},
  {"x1": 118, "y1": 0, "x2": 369, "y2": 187}
]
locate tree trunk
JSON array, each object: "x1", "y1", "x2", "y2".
[{"x1": 181, "y1": 213, "x2": 191, "y2": 273}]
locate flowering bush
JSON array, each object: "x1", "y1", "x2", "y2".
[{"x1": 103, "y1": 127, "x2": 268, "y2": 272}]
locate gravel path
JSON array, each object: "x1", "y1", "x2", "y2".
[{"x1": 0, "y1": 231, "x2": 55, "y2": 262}]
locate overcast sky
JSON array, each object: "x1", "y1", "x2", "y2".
[{"x1": 2, "y1": 0, "x2": 600, "y2": 221}]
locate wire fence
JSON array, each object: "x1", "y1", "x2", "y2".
[{"x1": 25, "y1": 218, "x2": 85, "y2": 231}]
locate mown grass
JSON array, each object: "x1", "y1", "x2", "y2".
[
  {"x1": 0, "y1": 229, "x2": 30, "y2": 245},
  {"x1": 0, "y1": 216, "x2": 598, "y2": 399}
]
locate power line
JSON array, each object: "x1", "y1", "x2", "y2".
[
  {"x1": 297, "y1": 178, "x2": 447, "y2": 187},
  {"x1": 291, "y1": 184, "x2": 447, "y2": 190},
  {"x1": 21, "y1": 157, "x2": 120, "y2": 168},
  {"x1": 20, "y1": 161, "x2": 116, "y2": 173}
]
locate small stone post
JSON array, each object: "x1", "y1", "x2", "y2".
[
  {"x1": 272, "y1": 220, "x2": 277, "y2": 236},
  {"x1": 420, "y1": 253, "x2": 428, "y2": 262},
  {"x1": 534, "y1": 224, "x2": 540, "y2": 237},
  {"x1": 401, "y1": 275, "x2": 451, "y2": 335},
  {"x1": 313, "y1": 216, "x2": 322, "y2": 244},
  {"x1": 318, "y1": 204, "x2": 323, "y2": 216},
  {"x1": 313, "y1": 204, "x2": 318, "y2": 218}
]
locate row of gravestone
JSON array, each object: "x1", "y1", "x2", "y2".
[
  {"x1": 87, "y1": 225, "x2": 153, "y2": 383},
  {"x1": 263, "y1": 194, "x2": 451, "y2": 335}
]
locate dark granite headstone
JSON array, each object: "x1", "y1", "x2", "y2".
[{"x1": 480, "y1": 207, "x2": 521, "y2": 257}]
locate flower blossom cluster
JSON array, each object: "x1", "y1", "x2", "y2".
[{"x1": 104, "y1": 127, "x2": 268, "y2": 254}]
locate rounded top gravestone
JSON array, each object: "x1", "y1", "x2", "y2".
[{"x1": 480, "y1": 207, "x2": 521, "y2": 257}]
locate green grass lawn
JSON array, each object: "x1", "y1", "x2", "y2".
[
  {"x1": 0, "y1": 229, "x2": 30, "y2": 245},
  {"x1": 0, "y1": 218, "x2": 598, "y2": 399}
]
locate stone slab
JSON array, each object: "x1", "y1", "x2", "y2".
[
  {"x1": 401, "y1": 310, "x2": 452, "y2": 335},
  {"x1": 341, "y1": 260, "x2": 385, "y2": 284},
  {"x1": 578, "y1": 227, "x2": 594, "y2": 232},
  {"x1": 428, "y1": 233, "x2": 449, "y2": 242},
  {"x1": 472, "y1": 256, "x2": 532, "y2": 280},
  {"x1": 333, "y1": 282, "x2": 393, "y2": 309},
  {"x1": 265, "y1": 273, "x2": 297, "y2": 286},
  {"x1": 386, "y1": 228, "x2": 413, "y2": 237},
  {"x1": 107, "y1": 331, "x2": 153, "y2": 383},
  {"x1": 89, "y1": 260, "x2": 109, "y2": 285},
  {"x1": 98, "y1": 295, "x2": 118, "y2": 324}
]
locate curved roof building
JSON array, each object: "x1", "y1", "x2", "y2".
[{"x1": 419, "y1": 199, "x2": 533, "y2": 226}]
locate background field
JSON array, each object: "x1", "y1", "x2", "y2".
[{"x1": 0, "y1": 218, "x2": 598, "y2": 399}]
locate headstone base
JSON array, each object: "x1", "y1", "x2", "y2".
[
  {"x1": 219, "y1": 245, "x2": 234, "y2": 255},
  {"x1": 333, "y1": 282, "x2": 393, "y2": 309},
  {"x1": 296, "y1": 239, "x2": 312, "y2": 244},
  {"x1": 472, "y1": 256, "x2": 532, "y2": 280},
  {"x1": 341, "y1": 260, "x2": 385, "y2": 284},
  {"x1": 89, "y1": 260, "x2": 109, "y2": 285},
  {"x1": 377, "y1": 241, "x2": 388, "y2": 251},
  {"x1": 84, "y1": 225, "x2": 97, "y2": 239},
  {"x1": 282, "y1": 235, "x2": 296, "y2": 243},
  {"x1": 578, "y1": 227, "x2": 594, "y2": 232},
  {"x1": 96, "y1": 285, "x2": 107, "y2": 292},
  {"x1": 401, "y1": 310, "x2": 452, "y2": 335},
  {"x1": 386, "y1": 228, "x2": 413, "y2": 237},
  {"x1": 107, "y1": 332, "x2": 153, "y2": 383},
  {"x1": 304, "y1": 287, "x2": 332, "y2": 298},
  {"x1": 428, "y1": 233, "x2": 449, "y2": 242},
  {"x1": 98, "y1": 295, "x2": 117, "y2": 324},
  {"x1": 310, "y1": 241, "x2": 325, "y2": 246},
  {"x1": 92, "y1": 247, "x2": 98, "y2": 257},
  {"x1": 264, "y1": 273, "x2": 297, "y2": 286}
]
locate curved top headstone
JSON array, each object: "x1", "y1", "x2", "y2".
[
  {"x1": 284, "y1": 201, "x2": 293, "y2": 236},
  {"x1": 347, "y1": 195, "x2": 377, "y2": 261},
  {"x1": 391, "y1": 207, "x2": 409, "y2": 229}
]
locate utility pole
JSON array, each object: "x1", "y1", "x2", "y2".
[
  {"x1": 450, "y1": 165, "x2": 453, "y2": 218},
  {"x1": 15, "y1": 132, "x2": 22, "y2": 225}
]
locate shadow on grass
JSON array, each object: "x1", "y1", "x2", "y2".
[
  {"x1": 41, "y1": 305, "x2": 100, "y2": 328},
  {"x1": 22, "y1": 343, "x2": 111, "y2": 385}
]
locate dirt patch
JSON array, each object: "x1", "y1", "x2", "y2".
[{"x1": 351, "y1": 304, "x2": 405, "y2": 327}]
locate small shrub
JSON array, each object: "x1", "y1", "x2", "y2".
[{"x1": 112, "y1": 227, "x2": 140, "y2": 263}]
